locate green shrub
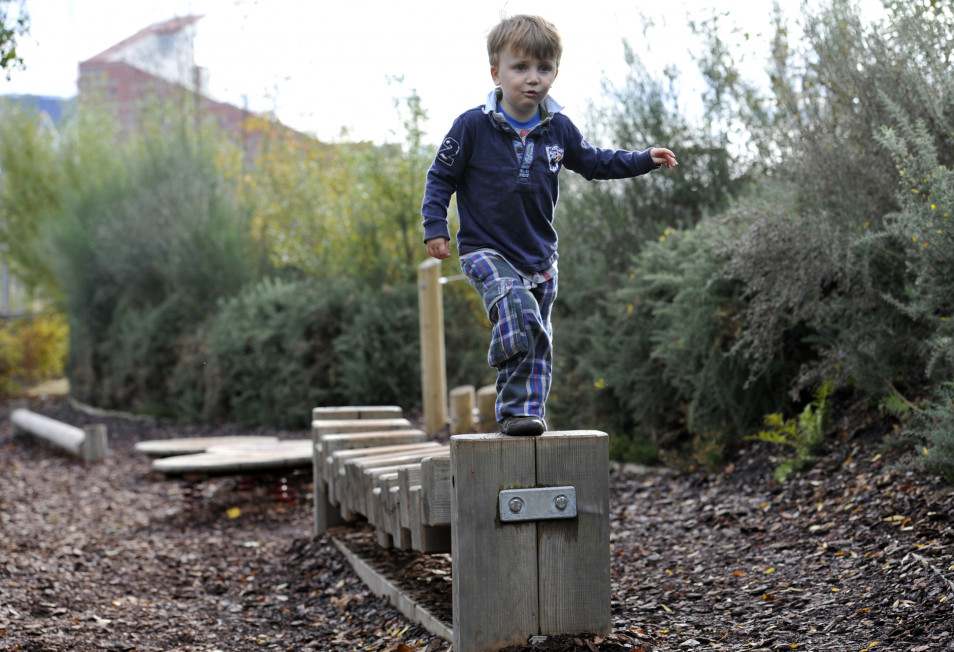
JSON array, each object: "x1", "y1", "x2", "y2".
[
  {"x1": 718, "y1": 193, "x2": 915, "y2": 400},
  {"x1": 552, "y1": 220, "x2": 791, "y2": 453},
  {"x1": 907, "y1": 381, "x2": 954, "y2": 482},
  {"x1": 442, "y1": 279, "x2": 503, "y2": 392},
  {"x1": 875, "y1": 108, "x2": 954, "y2": 382},
  {"x1": 202, "y1": 276, "x2": 358, "y2": 428},
  {"x1": 334, "y1": 283, "x2": 420, "y2": 408}
]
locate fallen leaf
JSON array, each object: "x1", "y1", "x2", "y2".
[{"x1": 395, "y1": 643, "x2": 421, "y2": 652}]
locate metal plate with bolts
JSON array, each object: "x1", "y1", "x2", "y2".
[{"x1": 499, "y1": 486, "x2": 577, "y2": 522}]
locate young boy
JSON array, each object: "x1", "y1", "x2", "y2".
[{"x1": 421, "y1": 14, "x2": 677, "y2": 437}]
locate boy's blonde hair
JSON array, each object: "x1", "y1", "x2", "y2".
[{"x1": 487, "y1": 15, "x2": 563, "y2": 68}]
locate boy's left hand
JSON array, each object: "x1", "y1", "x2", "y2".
[{"x1": 651, "y1": 148, "x2": 678, "y2": 168}]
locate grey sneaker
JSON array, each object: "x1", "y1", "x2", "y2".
[{"x1": 498, "y1": 415, "x2": 546, "y2": 437}]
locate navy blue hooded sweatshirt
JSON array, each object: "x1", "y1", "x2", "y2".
[{"x1": 421, "y1": 89, "x2": 659, "y2": 274}]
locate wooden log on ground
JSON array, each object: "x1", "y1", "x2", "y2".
[{"x1": 11, "y1": 408, "x2": 108, "y2": 461}]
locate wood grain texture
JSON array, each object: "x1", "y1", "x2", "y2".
[
  {"x1": 451, "y1": 433, "x2": 537, "y2": 652},
  {"x1": 535, "y1": 431, "x2": 611, "y2": 636}
]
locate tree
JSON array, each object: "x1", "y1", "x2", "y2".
[{"x1": 1, "y1": 0, "x2": 28, "y2": 78}]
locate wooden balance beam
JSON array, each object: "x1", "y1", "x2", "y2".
[{"x1": 311, "y1": 406, "x2": 611, "y2": 652}]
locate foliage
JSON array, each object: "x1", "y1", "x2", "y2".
[
  {"x1": 0, "y1": 101, "x2": 66, "y2": 295},
  {"x1": 907, "y1": 381, "x2": 954, "y2": 482},
  {"x1": 557, "y1": 40, "x2": 749, "y2": 297},
  {"x1": 0, "y1": 312, "x2": 67, "y2": 396},
  {"x1": 50, "y1": 126, "x2": 261, "y2": 409},
  {"x1": 874, "y1": 108, "x2": 954, "y2": 382},
  {"x1": 750, "y1": 379, "x2": 834, "y2": 482},
  {"x1": 552, "y1": 221, "x2": 790, "y2": 454},
  {"x1": 717, "y1": 191, "x2": 913, "y2": 400},
  {"x1": 245, "y1": 84, "x2": 433, "y2": 288},
  {"x1": 334, "y1": 283, "x2": 421, "y2": 409},
  {"x1": 0, "y1": 0, "x2": 27, "y2": 78},
  {"x1": 199, "y1": 276, "x2": 357, "y2": 427},
  {"x1": 442, "y1": 279, "x2": 497, "y2": 392}
]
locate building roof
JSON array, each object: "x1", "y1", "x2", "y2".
[{"x1": 81, "y1": 14, "x2": 203, "y2": 64}]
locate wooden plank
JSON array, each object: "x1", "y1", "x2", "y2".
[
  {"x1": 451, "y1": 433, "x2": 537, "y2": 652},
  {"x1": 409, "y1": 485, "x2": 451, "y2": 554},
  {"x1": 312, "y1": 406, "x2": 402, "y2": 421},
  {"x1": 329, "y1": 442, "x2": 443, "y2": 507},
  {"x1": 312, "y1": 418, "x2": 413, "y2": 437},
  {"x1": 536, "y1": 431, "x2": 611, "y2": 637},
  {"x1": 350, "y1": 450, "x2": 445, "y2": 517},
  {"x1": 153, "y1": 440, "x2": 312, "y2": 475},
  {"x1": 397, "y1": 464, "x2": 423, "y2": 530},
  {"x1": 388, "y1": 483, "x2": 411, "y2": 550},
  {"x1": 319, "y1": 430, "x2": 426, "y2": 482},
  {"x1": 421, "y1": 454, "x2": 452, "y2": 526}
]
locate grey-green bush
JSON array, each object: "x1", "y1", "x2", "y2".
[
  {"x1": 52, "y1": 132, "x2": 259, "y2": 408},
  {"x1": 202, "y1": 276, "x2": 357, "y2": 428}
]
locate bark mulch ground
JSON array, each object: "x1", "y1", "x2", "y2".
[{"x1": 1, "y1": 395, "x2": 952, "y2": 651}]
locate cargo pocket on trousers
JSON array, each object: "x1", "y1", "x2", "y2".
[{"x1": 486, "y1": 279, "x2": 529, "y2": 368}]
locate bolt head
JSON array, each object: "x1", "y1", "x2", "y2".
[
  {"x1": 554, "y1": 495, "x2": 568, "y2": 510},
  {"x1": 508, "y1": 497, "x2": 524, "y2": 514}
]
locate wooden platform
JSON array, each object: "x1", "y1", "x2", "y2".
[
  {"x1": 134, "y1": 436, "x2": 280, "y2": 458},
  {"x1": 148, "y1": 439, "x2": 311, "y2": 475}
]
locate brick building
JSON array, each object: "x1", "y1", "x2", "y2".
[{"x1": 77, "y1": 15, "x2": 285, "y2": 146}]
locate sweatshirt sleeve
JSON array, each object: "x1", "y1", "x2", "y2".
[
  {"x1": 421, "y1": 115, "x2": 470, "y2": 243},
  {"x1": 559, "y1": 117, "x2": 659, "y2": 180}
]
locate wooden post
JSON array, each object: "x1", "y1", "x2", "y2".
[
  {"x1": 450, "y1": 431, "x2": 611, "y2": 652},
  {"x1": 451, "y1": 434, "x2": 537, "y2": 652},
  {"x1": 536, "y1": 431, "x2": 611, "y2": 636},
  {"x1": 476, "y1": 385, "x2": 497, "y2": 432},
  {"x1": 418, "y1": 258, "x2": 447, "y2": 436},
  {"x1": 449, "y1": 385, "x2": 476, "y2": 435}
]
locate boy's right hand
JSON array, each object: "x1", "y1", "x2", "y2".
[{"x1": 426, "y1": 237, "x2": 451, "y2": 260}]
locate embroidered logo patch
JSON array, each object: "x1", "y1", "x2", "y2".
[
  {"x1": 437, "y1": 137, "x2": 460, "y2": 166},
  {"x1": 546, "y1": 145, "x2": 564, "y2": 172}
]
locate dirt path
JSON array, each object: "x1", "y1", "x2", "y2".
[{"x1": 1, "y1": 396, "x2": 952, "y2": 651}]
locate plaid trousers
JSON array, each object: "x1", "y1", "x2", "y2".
[{"x1": 460, "y1": 251, "x2": 557, "y2": 422}]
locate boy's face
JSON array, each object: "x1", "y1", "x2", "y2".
[{"x1": 491, "y1": 46, "x2": 559, "y2": 122}]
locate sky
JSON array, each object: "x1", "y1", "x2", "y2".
[{"x1": 1, "y1": 0, "x2": 885, "y2": 144}]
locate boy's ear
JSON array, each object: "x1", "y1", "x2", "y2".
[{"x1": 490, "y1": 66, "x2": 500, "y2": 86}]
